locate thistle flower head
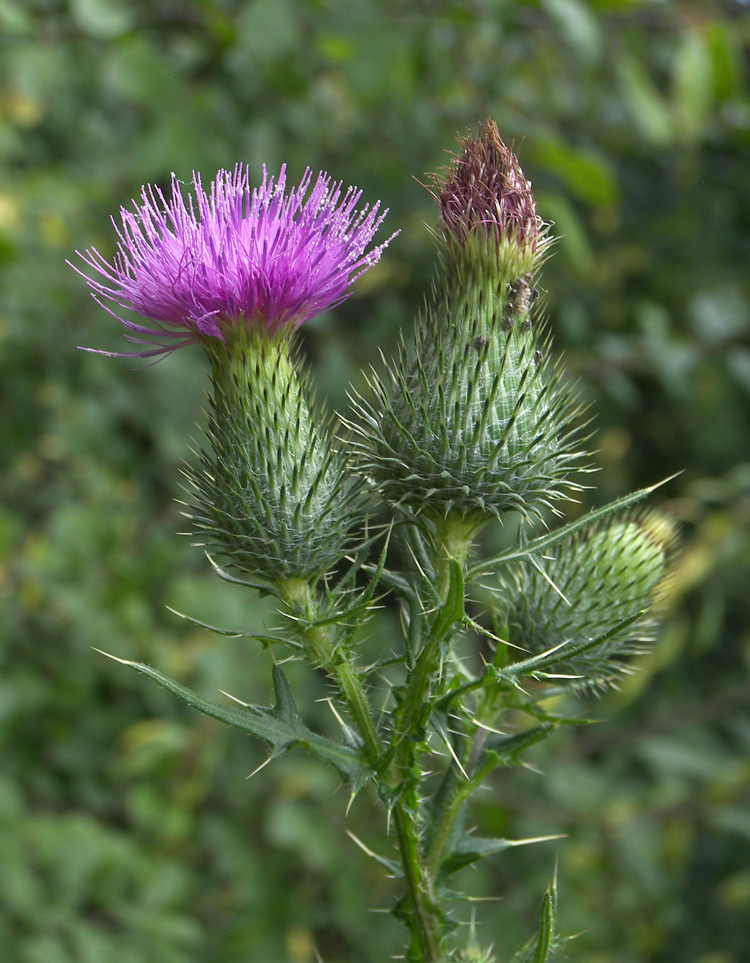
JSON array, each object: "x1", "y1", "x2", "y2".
[
  {"x1": 433, "y1": 119, "x2": 544, "y2": 269},
  {"x1": 350, "y1": 121, "x2": 580, "y2": 526},
  {"x1": 500, "y1": 510, "x2": 678, "y2": 694},
  {"x1": 73, "y1": 165, "x2": 395, "y2": 356}
]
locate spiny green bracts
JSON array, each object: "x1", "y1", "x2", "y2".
[
  {"x1": 349, "y1": 122, "x2": 583, "y2": 526},
  {"x1": 185, "y1": 324, "x2": 362, "y2": 589},
  {"x1": 455, "y1": 947, "x2": 496, "y2": 963},
  {"x1": 499, "y1": 511, "x2": 678, "y2": 692}
]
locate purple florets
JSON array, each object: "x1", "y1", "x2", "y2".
[{"x1": 73, "y1": 165, "x2": 396, "y2": 356}]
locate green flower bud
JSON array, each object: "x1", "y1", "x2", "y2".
[
  {"x1": 185, "y1": 325, "x2": 361, "y2": 589},
  {"x1": 350, "y1": 122, "x2": 582, "y2": 526},
  {"x1": 500, "y1": 512, "x2": 678, "y2": 692},
  {"x1": 455, "y1": 947, "x2": 496, "y2": 963}
]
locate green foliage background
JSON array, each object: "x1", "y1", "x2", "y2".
[{"x1": 2, "y1": 1, "x2": 749, "y2": 960}]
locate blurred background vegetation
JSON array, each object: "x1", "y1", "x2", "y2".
[{"x1": 2, "y1": 0, "x2": 750, "y2": 961}]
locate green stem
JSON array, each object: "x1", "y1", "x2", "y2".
[
  {"x1": 336, "y1": 659, "x2": 383, "y2": 762},
  {"x1": 281, "y1": 578, "x2": 444, "y2": 959},
  {"x1": 283, "y1": 514, "x2": 476, "y2": 962},
  {"x1": 434, "y1": 515, "x2": 477, "y2": 596},
  {"x1": 279, "y1": 579, "x2": 383, "y2": 763},
  {"x1": 393, "y1": 516, "x2": 477, "y2": 748},
  {"x1": 426, "y1": 671, "x2": 504, "y2": 881},
  {"x1": 393, "y1": 803, "x2": 444, "y2": 962},
  {"x1": 426, "y1": 738, "x2": 496, "y2": 881},
  {"x1": 386, "y1": 515, "x2": 478, "y2": 960}
]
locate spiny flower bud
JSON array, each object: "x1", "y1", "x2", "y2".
[
  {"x1": 454, "y1": 945, "x2": 496, "y2": 963},
  {"x1": 500, "y1": 511, "x2": 678, "y2": 693},
  {"x1": 349, "y1": 122, "x2": 581, "y2": 527},
  {"x1": 186, "y1": 324, "x2": 362, "y2": 588},
  {"x1": 435, "y1": 119, "x2": 545, "y2": 276}
]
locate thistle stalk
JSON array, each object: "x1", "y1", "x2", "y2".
[{"x1": 279, "y1": 577, "x2": 384, "y2": 764}]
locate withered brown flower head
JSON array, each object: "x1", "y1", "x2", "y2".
[{"x1": 434, "y1": 120, "x2": 542, "y2": 251}]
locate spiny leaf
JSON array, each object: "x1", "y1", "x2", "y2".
[
  {"x1": 439, "y1": 833, "x2": 564, "y2": 879},
  {"x1": 269, "y1": 664, "x2": 298, "y2": 727},
  {"x1": 312, "y1": 529, "x2": 392, "y2": 629},
  {"x1": 483, "y1": 723, "x2": 558, "y2": 761},
  {"x1": 510, "y1": 874, "x2": 564, "y2": 963},
  {"x1": 345, "y1": 830, "x2": 403, "y2": 877},
  {"x1": 498, "y1": 611, "x2": 643, "y2": 681},
  {"x1": 204, "y1": 551, "x2": 281, "y2": 596},
  {"x1": 533, "y1": 890, "x2": 553, "y2": 963},
  {"x1": 94, "y1": 651, "x2": 372, "y2": 791},
  {"x1": 469, "y1": 474, "x2": 680, "y2": 579},
  {"x1": 165, "y1": 606, "x2": 302, "y2": 649}
]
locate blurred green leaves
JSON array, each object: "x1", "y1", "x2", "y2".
[
  {"x1": 0, "y1": 777, "x2": 202, "y2": 963},
  {"x1": 70, "y1": 0, "x2": 134, "y2": 39},
  {"x1": 530, "y1": 137, "x2": 618, "y2": 207}
]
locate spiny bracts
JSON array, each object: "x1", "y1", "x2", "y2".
[
  {"x1": 185, "y1": 325, "x2": 363, "y2": 588},
  {"x1": 498, "y1": 511, "x2": 678, "y2": 692},
  {"x1": 349, "y1": 124, "x2": 582, "y2": 527}
]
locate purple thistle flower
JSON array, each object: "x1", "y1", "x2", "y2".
[{"x1": 73, "y1": 165, "x2": 396, "y2": 357}]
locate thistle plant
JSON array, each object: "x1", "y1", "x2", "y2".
[{"x1": 74, "y1": 125, "x2": 676, "y2": 963}]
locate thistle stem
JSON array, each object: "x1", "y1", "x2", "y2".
[
  {"x1": 434, "y1": 516, "x2": 477, "y2": 592},
  {"x1": 426, "y1": 750, "x2": 497, "y2": 882},
  {"x1": 392, "y1": 516, "x2": 476, "y2": 748},
  {"x1": 279, "y1": 579, "x2": 383, "y2": 762},
  {"x1": 282, "y1": 514, "x2": 476, "y2": 963},
  {"x1": 426, "y1": 675, "x2": 502, "y2": 882},
  {"x1": 393, "y1": 804, "x2": 444, "y2": 962},
  {"x1": 282, "y1": 579, "x2": 444, "y2": 958},
  {"x1": 384, "y1": 516, "x2": 478, "y2": 960}
]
